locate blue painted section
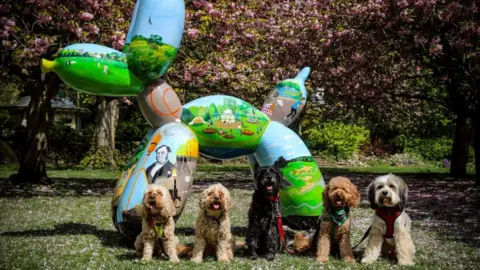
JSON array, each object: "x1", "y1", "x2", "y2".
[
  {"x1": 125, "y1": 0, "x2": 185, "y2": 48},
  {"x1": 295, "y1": 67, "x2": 310, "y2": 100},
  {"x1": 254, "y1": 121, "x2": 312, "y2": 166},
  {"x1": 247, "y1": 154, "x2": 259, "y2": 176},
  {"x1": 62, "y1": 43, "x2": 122, "y2": 55}
]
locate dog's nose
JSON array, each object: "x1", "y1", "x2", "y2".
[
  {"x1": 214, "y1": 196, "x2": 220, "y2": 201},
  {"x1": 381, "y1": 190, "x2": 388, "y2": 196},
  {"x1": 149, "y1": 195, "x2": 155, "y2": 199}
]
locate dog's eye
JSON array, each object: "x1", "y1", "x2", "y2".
[
  {"x1": 219, "y1": 192, "x2": 224, "y2": 198},
  {"x1": 388, "y1": 184, "x2": 396, "y2": 190},
  {"x1": 208, "y1": 191, "x2": 213, "y2": 196},
  {"x1": 377, "y1": 185, "x2": 383, "y2": 190}
]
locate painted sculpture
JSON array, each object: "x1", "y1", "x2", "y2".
[{"x1": 41, "y1": 0, "x2": 325, "y2": 238}]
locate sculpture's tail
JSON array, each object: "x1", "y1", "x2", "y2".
[{"x1": 260, "y1": 67, "x2": 311, "y2": 127}]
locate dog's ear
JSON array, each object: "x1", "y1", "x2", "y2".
[
  {"x1": 160, "y1": 188, "x2": 176, "y2": 217},
  {"x1": 199, "y1": 187, "x2": 209, "y2": 210},
  {"x1": 348, "y1": 181, "x2": 361, "y2": 208},
  {"x1": 253, "y1": 167, "x2": 265, "y2": 189},
  {"x1": 272, "y1": 167, "x2": 288, "y2": 188},
  {"x1": 140, "y1": 203, "x2": 149, "y2": 218},
  {"x1": 396, "y1": 176, "x2": 408, "y2": 209},
  {"x1": 322, "y1": 184, "x2": 330, "y2": 210},
  {"x1": 367, "y1": 181, "x2": 378, "y2": 209},
  {"x1": 273, "y1": 156, "x2": 288, "y2": 169},
  {"x1": 223, "y1": 187, "x2": 233, "y2": 212},
  {"x1": 254, "y1": 167, "x2": 264, "y2": 181}
]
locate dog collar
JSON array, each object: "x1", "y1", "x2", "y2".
[
  {"x1": 264, "y1": 193, "x2": 280, "y2": 202},
  {"x1": 375, "y1": 208, "x2": 403, "y2": 238},
  {"x1": 328, "y1": 206, "x2": 349, "y2": 227}
]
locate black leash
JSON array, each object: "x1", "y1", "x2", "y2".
[{"x1": 352, "y1": 226, "x2": 371, "y2": 250}]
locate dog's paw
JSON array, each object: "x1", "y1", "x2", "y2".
[
  {"x1": 140, "y1": 258, "x2": 151, "y2": 264},
  {"x1": 361, "y1": 257, "x2": 375, "y2": 264},
  {"x1": 191, "y1": 257, "x2": 203, "y2": 263},
  {"x1": 343, "y1": 256, "x2": 355, "y2": 263},
  {"x1": 169, "y1": 257, "x2": 180, "y2": 263},
  {"x1": 316, "y1": 256, "x2": 329, "y2": 263},
  {"x1": 218, "y1": 257, "x2": 230, "y2": 263},
  {"x1": 398, "y1": 259, "x2": 414, "y2": 266},
  {"x1": 265, "y1": 253, "x2": 275, "y2": 261}
]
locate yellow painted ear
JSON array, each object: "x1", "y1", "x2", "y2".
[{"x1": 41, "y1": 59, "x2": 55, "y2": 73}]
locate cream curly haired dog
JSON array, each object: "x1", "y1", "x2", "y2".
[
  {"x1": 191, "y1": 183, "x2": 234, "y2": 263},
  {"x1": 134, "y1": 184, "x2": 180, "y2": 263},
  {"x1": 361, "y1": 174, "x2": 415, "y2": 265}
]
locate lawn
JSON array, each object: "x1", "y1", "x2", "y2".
[{"x1": 0, "y1": 166, "x2": 479, "y2": 269}]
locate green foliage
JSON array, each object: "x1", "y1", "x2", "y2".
[
  {"x1": 305, "y1": 121, "x2": 370, "y2": 160},
  {"x1": 115, "y1": 105, "x2": 150, "y2": 164},
  {"x1": 404, "y1": 137, "x2": 453, "y2": 161},
  {"x1": 47, "y1": 123, "x2": 92, "y2": 165}
]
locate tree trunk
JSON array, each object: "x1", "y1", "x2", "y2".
[
  {"x1": 10, "y1": 74, "x2": 59, "y2": 185},
  {"x1": 450, "y1": 112, "x2": 473, "y2": 177},
  {"x1": 81, "y1": 97, "x2": 120, "y2": 168}
]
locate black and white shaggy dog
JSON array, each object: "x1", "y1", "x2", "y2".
[{"x1": 246, "y1": 158, "x2": 289, "y2": 261}]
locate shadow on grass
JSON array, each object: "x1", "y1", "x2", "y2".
[
  {"x1": 1, "y1": 169, "x2": 479, "y2": 250},
  {"x1": 0, "y1": 222, "x2": 131, "y2": 249},
  {"x1": 0, "y1": 177, "x2": 116, "y2": 197},
  {"x1": 176, "y1": 226, "x2": 248, "y2": 237}
]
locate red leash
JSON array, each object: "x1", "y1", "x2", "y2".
[{"x1": 265, "y1": 193, "x2": 296, "y2": 254}]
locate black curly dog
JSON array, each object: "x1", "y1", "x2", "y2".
[{"x1": 246, "y1": 157, "x2": 290, "y2": 260}]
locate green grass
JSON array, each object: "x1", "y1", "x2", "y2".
[{"x1": 1, "y1": 187, "x2": 479, "y2": 269}]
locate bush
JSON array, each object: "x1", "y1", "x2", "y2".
[
  {"x1": 304, "y1": 121, "x2": 370, "y2": 160},
  {"x1": 404, "y1": 137, "x2": 452, "y2": 161}
]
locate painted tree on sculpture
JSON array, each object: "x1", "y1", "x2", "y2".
[{"x1": 0, "y1": 0, "x2": 134, "y2": 183}]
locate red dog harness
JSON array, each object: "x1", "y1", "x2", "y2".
[
  {"x1": 375, "y1": 208, "x2": 402, "y2": 238},
  {"x1": 265, "y1": 193, "x2": 296, "y2": 254}
]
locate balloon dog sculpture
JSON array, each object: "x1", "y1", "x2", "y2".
[{"x1": 41, "y1": 0, "x2": 325, "y2": 238}]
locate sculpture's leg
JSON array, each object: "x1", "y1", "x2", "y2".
[
  {"x1": 112, "y1": 128, "x2": 156, "y2": 230},
  {"x1": 253, "y1": 121, "x2": 325, "y2": 230},
  {"x1": 115, "y1": 122, "x2": 199, "y2": 239}
]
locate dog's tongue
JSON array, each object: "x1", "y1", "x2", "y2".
[
  {"x1": 267, "y1": 186, "x2": 273, "y2": 190},
  {"x1": 335, "y1": 200, "x2": 342, "y2": 206},
  {"x1": 213, "y1": 204, "x2": 220, "y2": 209}
]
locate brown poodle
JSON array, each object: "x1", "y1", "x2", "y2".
[
  {"x1": 134, "y1": 184, "x2": 180, "y2": 263},
  {"x1": 191, "y1": 183, "x2": 234, "y2": 263},
  {"x1": 316, "y1": 176, "x2": 360, "y2": 263}
]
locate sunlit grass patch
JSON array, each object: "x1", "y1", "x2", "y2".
[{"x1": 1, "y1": 185, "x2": 479, "y2": 269}]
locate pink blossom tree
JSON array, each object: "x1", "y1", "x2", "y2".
[
  {"x1": 0, "y1": 0, "x2": 134, "y2": 183},
  {"x1": 167, "y1": 0, "x2": 478, "y2": 179}
]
